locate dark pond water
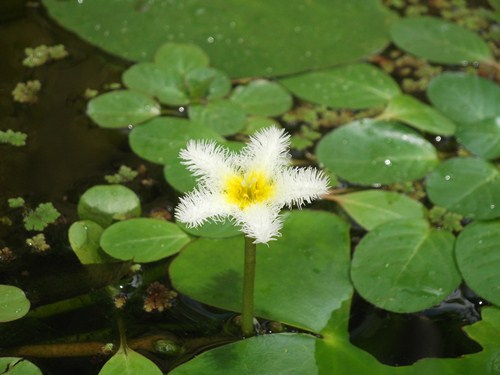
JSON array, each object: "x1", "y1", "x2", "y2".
[{"x1": 0, "y1": 1, "x2": 487, "y2": 374}]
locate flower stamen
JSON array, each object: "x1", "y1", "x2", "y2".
[{"x1": 225, "y1": 170, "x2": 274, "y2": 209}]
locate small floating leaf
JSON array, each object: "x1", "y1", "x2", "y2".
[
  {"x1": 280, "y1": 63, "x2": 400, "y2": 109},
  {"x1": 122, "y1": 63, "x2": 188, "y2": 106},
  {"x1": 230, "y1": 80, "x2": 292, "y2": 116},
  {"x1": 77, "y1": 185, "x2": 141, "y2": 227},
  {"x1": 335, "y1": 190, "x2": 426, "y2": 230},
  {"x1": 87, "y1": 90, "x2": 160, "y2": 128},
  {"x1": 23, "y1": 202, "x2": 60, "y2": 231},
  {"x1": 316, "y1": 120, "x2": 438, "y2": 185},
  {"x1": 188, "y1": 100, "x2": 246, "y2": 136},
  {"x1": 129, "y1": 117, "x2": 224, "y2": 164},
  {"x1": 456, "y1": 220, "x2": 500, "y2": 306},
  {"x1": 0, "y1": 285, "x2": 30, "y2": 322},
  {"x1": 99, "y1": 346, "x2": 162, "y2": 375},
  {"x1": 390, "y1": 16, "x2": 492, "y2": 65},
  {"x1": 177, "y1": 218, "x2": 240, "y2": 239},
  {"x1": 457, "y1": 117, "x2": 500, "y2": 160},
  {"x1": 426, "y1": 157, "x2": 500, "y2": 220},
  {"x1": 427, "y1": 72, "x2": 500, "y2": 124},
  {"x1": 100, "y1": 218, "x2": 190, "y2": 263},
  {"x1": 351, "y1": 219, "x2": 460, "y2": 313},
  {"x1": 154, "y1": 43, "x2": 209, "y2": 76},
  {"x1": 68, "y1": 220, "x2": 109, "y2": 264},
  {"x1": 382, "y1": 94, "x2": 456, "y2": 135}
]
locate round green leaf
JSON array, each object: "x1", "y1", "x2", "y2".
[
  {"x1": 335, "y1": 190, "x2": 426, "y2": 230},
  {"x1": 428, "y1": 72, "x2": 500, "y2": 124},
  {"x1": 316, "y1": 120, "x2": 438, "y2": 185},
  {"x1": 99, "y1": 347, "x2": 162, "y2": 375},
  {"x1": 230, "y1": 80, "x2": 292, "y2": 116},
  {"x1": 42, "y1": 0, "x2": 394, "y2": 78},
  {"x1": 351, "y1": 219, "x2": 460, "y2": 313},
  {"x1": 154, "y1": 43, "x2": 209, "y2": 76},
  {"x1": 129, "y1": 117, "x2": 224, "y2": 164},
  {"x1": 456, "y1": 221, "x2": 500, "y2": 306},
  {"x1": 68, "y1": 220, "x2": 110, "y2": 264},
  {"x1": 206, "y1": 69, "x2": 231, "y2": 100},
  {"x1": 188, "y1": 100, "x2": 246, "y2": 136},
  {"x1": 169, "y1": 333, "x2": 317, "y2": 375},
  {"x1": 390, "y1": 16, "x2": 492, "y2": 65},
  {"x1": 426, "y1": 157, "x2": 500, "y2": 220},
  {"x1": 382, "y1": 94, "x2": 456, "y2": 135},
  {"x1": 280, "y1": 63, "x2": 400, "y2": 109},
  {"x1": 177, "y1": 218, "x2": 240, "y2": 239},
  {"x1": 456, "y1": 117, "x2": 500, "y2": 160},
  {"x1": 170, "y1": 210, "x2": 352, "y2": 333},
  {"x1": 77, "y1": 185, "x2": 141, "y2": 228},
  {"x1": 87, "y1": 90, "x2": 160, "y2": 128},
  {"x1": 100, "y1": 218, "x2": 191, "y2": 263},
  {"x1": 243, "y1": 116, "x2": 281, "y2": 134},
  {"x1": 0, "y1": 285, "x2": 30, "y2": 322},
  {"x1": 122, "y1": 63, "x2": 188, "y2": 106},
  {"x1": 0, "y1": 358, "x2": 42, "y2": 375}
]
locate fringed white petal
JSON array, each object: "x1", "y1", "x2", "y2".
[
  {"x1": 233, "y1": 204, "x2": 283, "y2": 244},
  {"x1": 179, "y1": 140, "x2": 235, "y2": 190},
  {"x1": 175, "y1": 188, "x2": 232, "y2": 227},
  {"x1": 238, "y1": 127, "x2": 291, "y2": 177},
  {"x1": 273, "y1": 167, "x2": 330, "y2": 208}
]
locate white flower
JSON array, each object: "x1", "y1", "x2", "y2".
[{"x1": 175, "y1": 127, "x2": 329, "y2": 244}]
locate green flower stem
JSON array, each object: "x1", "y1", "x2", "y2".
[{"x1": 242, "y1": 236, "x2": 257, "y2": 337}]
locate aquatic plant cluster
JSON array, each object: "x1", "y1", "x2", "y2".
[{"x1": 1, "y1": 0, "x2": 500, "y2": 374}]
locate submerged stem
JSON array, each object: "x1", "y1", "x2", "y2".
[{"x1": 241, "y1": 236, "x2": 257, "y2": 337}]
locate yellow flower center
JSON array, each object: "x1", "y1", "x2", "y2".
[{"x1": 225, "y1": 170, "x2": 274, "y2": 209}]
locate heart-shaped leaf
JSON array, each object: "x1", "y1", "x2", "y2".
[
  {"x1": 390, "y1": 16, "x2": 492, "y2": 64},
  {"x1": 68, "y1": 220, "x2": 109, "y2": 264},
  {"x1": 0, "y1": 358, "x2": 42, "y2": 375},
  {"x1": 316, "y1": 120, "x2": 438, "y2": 185},
  {"x1": 0, "y1": 285, "x2": 30, "y2": 322},
  {"x1": 170, "y1": 210, "x2": 352, "y2": 333},
  {"x1": 77, "y1": 185, "x2": 141, "y2": 228},
  {"x1": 230, "y1": 80, "x2": 292, "y2": 116},
  {"x1": 280, "y1": 63, "x2": 400, "y2": 109},
  {"x1": 188, "y1": 100, "x2": 246, "y2": 136},
  {"x1": 455, "y1": 220, "x2": 500, "y2": 306},
  {"x1": 427, "y1": 72, "x2": 500, "y2": 124},
  {"x1": 351, "y1": 219, "x2": 460, "y2": 313},
  {"x1": 456, "y1": 117, "x2": 500, "y2": 160},
  {"x1": 334, "y1": 190, "x2": 426, "y2": 230},
  {"x1": 426, "y1": 157, "x2": 500, "y2": 220},
  {"x1": 87, "y1": 90, "x2": 160, "y2": 128},
  {"x1": 99, "y1": 346, "x2": 162, "y2": 375},
  {"x1": 100, "y1": 218, "x2": 191, "y2": 263}
]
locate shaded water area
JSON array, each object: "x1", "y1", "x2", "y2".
[{"x1": 0, "y1": 1, "x2": 490, "y2": 374}]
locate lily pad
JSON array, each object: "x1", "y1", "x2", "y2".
[
  {"x1": 0, "y1": 285, "x2": 30, "y2": 322},
  {"x1": 456, "y1": 117, "x2": 500, "y2": 160},
  {"x1": 0, "y1": 358, "x2": 42, "y2": 375},
  {"x1": 170, "y1": 210, "x2": 352, "y2": 332},
  {"x1": 455, "y1": 220, "x2": 500, "y2": 306},
  {"x1": 351, "y1": 219, "x2": 460, "y2": 313},
  {"x1": 427, "y1": 72, "x2": 500, "y2": 124},
  {"x1": 188, "y1": 100, "x2": 246, "y2": 136},
  {"x1": 129, "y1": 117, "x2": 224, "y2": 164},
  {"x1": 177, "y1": 218, "x2": 240, "y2": 239},
  {"x1": 77, "y1": 185, "x2": 141, "y2": 228},
  {"x1": 316, "y1": 120, "x2": 438, "y2": 185},
  {"x1": 68, "y1": 220, "x2": 109, "y2": 264},
  {"x1": 122, "y1": 63, "x2": 188, "y2": 106},
  {"x1": 99, "y1": 346, "x2": 162, "y2": 375},
  {"x1": 100, "y1": 218, "x2": 191, "y2": 263},
  {"x1": 381, "y1": 94, "x2": 456, "y2": 135},
  {"x1": 230, "y1": 80, "x2": 292, "y2": 116},
  {"x1": 390, "y1": 16, "x2": 492, "y2": 65},
  {"x1": 42, "y1": 0, "x2": 394, "y2": 78},
  {"x1": 280, "y1": 63, "x2": 400, "y2": 109},
  {"x1": 334, "y1": 190, "x2": 426, "y2": 230},
  {"x1": 426, "y1": 157, "x2": 500, "y2": 220},
  {"x1": 87, "y1": 90, "x2": 160, "y2": 128}
]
